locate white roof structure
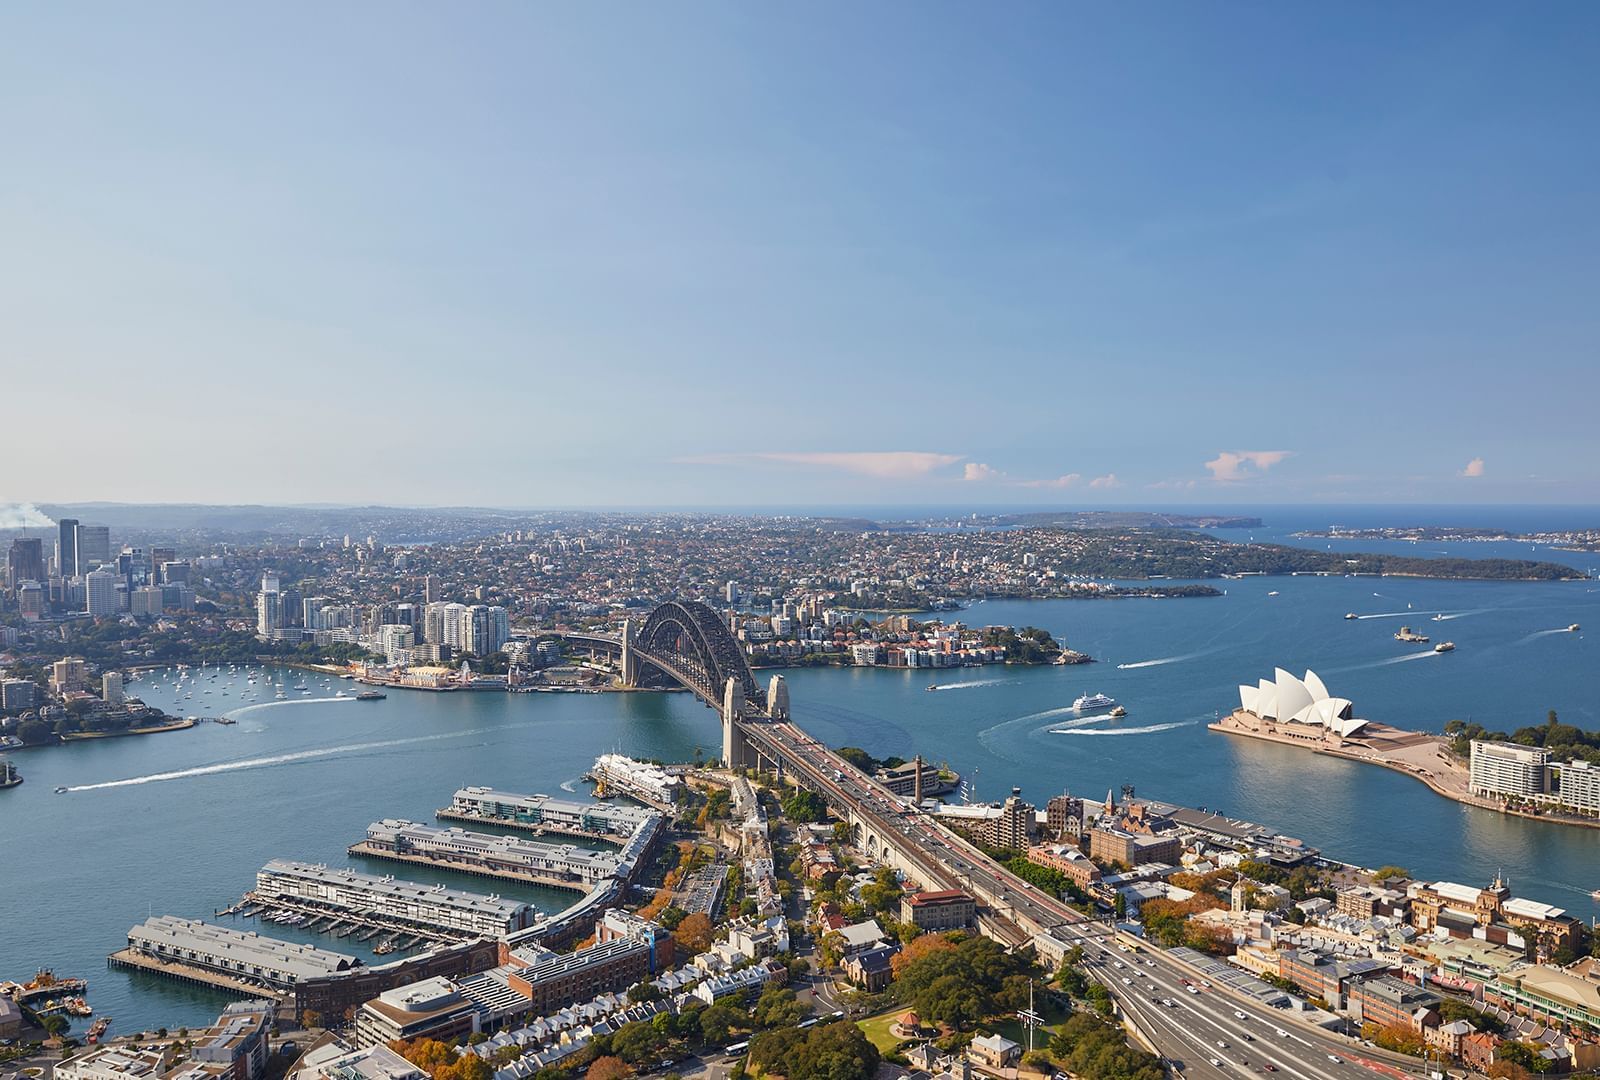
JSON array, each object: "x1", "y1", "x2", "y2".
[{"x1": 1238, "y1": 668, "x2": 1366, "y2": 737}]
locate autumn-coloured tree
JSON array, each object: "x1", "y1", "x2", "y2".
[
  {"x1": 890, "y1": 931, "x2": 955, "y2": 978},
  {"x1": 676, "y1": 912, "x2": 714, "y2": 953},
  {"x1": 587, "y1": 1055, "x2": 631, "y2": 1080},
  {"x1": 392, "y1": 1039, "x2": 462, "y2": 1079}
]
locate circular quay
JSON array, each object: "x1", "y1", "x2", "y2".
[{"x1": 3, "y1": 8, "x2": 1599, "y2": 1080}]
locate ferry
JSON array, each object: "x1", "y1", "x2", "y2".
[
  {"x1": 1073, "y1": 692, "x2": 1116, "y2": 712},
  {"x1": 1434, "y1": 641, "x2": 1456, "y2": 653},
  {"x1": 214, "y1": 716, "x2": 236, "y2": 725},
  {"x1": 1394, "y1": 626, "x2": 1430, "y2": 643},
  {"x1": 355, "y1": 690, "x2": 386, "y2": 701}
]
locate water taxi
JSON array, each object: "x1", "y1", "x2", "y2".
[{"x1": 1109, "y1": 705, "x2": 1128, "y2": 718}]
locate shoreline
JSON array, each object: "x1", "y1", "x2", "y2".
[
  {"x1": 60, "y1": 717, "x2": 200, "y2": 742},
  {"x1": 1209, "y1": 718, "x2": 1600, "y2": 831}
]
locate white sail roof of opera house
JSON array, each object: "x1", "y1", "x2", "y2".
[{"x1": 1238, "y1": 667, "x2": 1367, "y2": 737}]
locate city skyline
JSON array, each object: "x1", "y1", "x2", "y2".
[{"x1": 5, "y1": 4, "x2": 1599, "y2": 507}]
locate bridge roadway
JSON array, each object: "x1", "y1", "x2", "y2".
[{"x1": 741, "y1": 719, "x2": 1420, "y2": 1080}]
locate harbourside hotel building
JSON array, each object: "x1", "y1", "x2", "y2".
[
  {"x1": 254, "y1": 860, "x2": 538, "y2": 938},
  {"x1": 359, "y1": 820, "x2": 622, "y2": 887},
  {"x1": 1468, "y1": 740, "x2": 1600, "y2": 817},
  {"x1": 444, "y1": 788, "x2": 655, "y2": 840}
]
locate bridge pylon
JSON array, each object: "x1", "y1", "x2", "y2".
[
  {"x1": 619, "y1": 618, "x2": 638, "y2": 688},
  {"x1": 767, "y1": 674, "x2": 790, "y2": 721},
  {"x1": 722, "y1": 676, "x2": 751, "y2": 768}
]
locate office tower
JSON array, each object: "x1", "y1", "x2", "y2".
[
  {"x1": 17, "y1": 581, "x2": 45, "y2": 619},
  {"x1": 8, "y1": 538, "x2": 44, "y2": 586},
  {"x1": 85, "y1": 567, "x2": 120, "y2": 616},
  {"x1": 149, "y1": 547, "x2": 176, "y2": 582},
  {"x1": 57, "y1": 518, "x2": 80, "y2": 578},
  {"x1": 75, "y1": 524, "x2": 111, "y2": 569},
  {"x1": 161, "y1": 561, "x2": 190, "y2": 584}
]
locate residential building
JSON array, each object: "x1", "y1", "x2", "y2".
[
  {"x1": 86, "y1": 567, "x2": 120, "y2": 616},
  {"x1": 131, "y1": 585, "x2": 164, "y2": 617},
  {"x1": 1026, "y1": 844, "x2": 1104, "y2": 890},
  {"x1": 190, "y1": 1001, "x2": 275, "y2": 1080},
  {"x1": 354, "y1": 978, "x2": 480, "y2": 1047},
  {"x1": 3, "y1": 678, "x2": 39, "y2": 710},
  {"x1": 17, "y1": 581, "x2": 45, "y2": 619},
  {"x1": 103, "y1": 672, "x2": 124, "y2": 706},
  {"x1": 969, "y1": 1034, "x2": 1022, "y2": 1071},
  {"x1": 1470, "y1": 741, "x2": 1549, "y2": 800},
  {"x1": 51, "y1": 656, "x2": 88, "y2": 694},
  {"x1": 1046, "y1": 793, "x2": 1085, "y2": 839},
  {"x1": 1555, "y1": 760, "x2": 1600, "y2": 815},
  {"x1": 256, "y1": 575, "x2": 282, "y2": 638},
  {"x1": 1346, "y1": 975, "x2": 1439, "y2": 1030},
  {"x1": 900, "y1": 890, "x2": 976, "y2": 932},
  {"x1": 504, "y1": 936, "x2": 654, "y2": 1014}
]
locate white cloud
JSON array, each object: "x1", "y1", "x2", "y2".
[
  {"x1": 964, "y1": 462, "x2": 1005, "y2": 482},
  {"x1": 1089, "y1": 473, "x2": 1121, "y2": 489},
  {"x1": 1204, "y1": 450, "x2": 1293, "y2": 482},
  {"x1": 678, "y1": 451, "x2": 963, "y2": 480},
  {"x1": 1460, "y1": 457, "x2": 1486, "y2": 478},
  {"x1": 1146, "y1": 479, "x2": 1197, "y2": 491},
  {"x1": 1015, "y1": 473, "x2": 1081, "y2": 489}
]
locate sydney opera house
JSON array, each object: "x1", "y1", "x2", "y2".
[{"x1": 1234, "y1": 667, "x2": 1369, "y2": 742}]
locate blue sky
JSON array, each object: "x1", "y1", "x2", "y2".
[{"x1": 3, "y1": 4, "x2": 1597, "y2": 507}]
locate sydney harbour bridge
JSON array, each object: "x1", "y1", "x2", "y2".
[{"x1": 555, "y1": 602, "x2": 1400, "y2": 1080}]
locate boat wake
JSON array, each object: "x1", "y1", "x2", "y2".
[
  {"x1": 1054, "y1": 720, "x2": 1197, "y2": 737},
  {"x1": 1377, "y1": 651, "x2": 1440, "y2": 666},
  {"x1": 559, "y1": 777, "x2": 580, "y2": 793},
  {"x1": 59, "y1": 727, "x2": 509, "y2": 792},
  {"x1": 223, "y1": 697, "x2": 357, "y2": 719},
  {"x1": 1515, "y1": 627, "x2": 1578, "y2": 645},
  {"x1": 926, "y1": 678, "x2": 1006, "y2": 692},
  {"x1": 1116, "y1": 647, "x2": 1222, "y2": 670},
  {"x1": 1355, "y1": 610, "x2": 1431, "y2": 620}
]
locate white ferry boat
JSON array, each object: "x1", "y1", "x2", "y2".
[{"x1": 1073, "y1": 692, "x2": 1116, "y2": 712}]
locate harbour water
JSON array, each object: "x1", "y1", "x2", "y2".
[{"x1": 4, "y1": 568, "x2": 1598, "y2": 1034}]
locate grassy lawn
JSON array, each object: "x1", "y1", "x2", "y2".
[
  {"x1": 988, "y1": 999, "x2": 1071, "y2": 1049},
  {"x1": 858, "y1": 1009, "x2": 913, "y2": 1054}
]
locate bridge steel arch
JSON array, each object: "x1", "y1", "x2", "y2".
[{"x1": 634, "y1": 599, "x2": 766, "y2": 712}]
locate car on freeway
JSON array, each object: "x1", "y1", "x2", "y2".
[
  {"x1": 1274, "y1": 1029, "x2": 1288, "y2": 1038},
  {"x1": 1234, "y1": 1011, "x2": 1247, "y2": 1020},
  {"x1": 1209, "y1": 1059, "x2": 1224, "y2": 1068},
  {"x1": 1327, "y1": 1056, "x2": 1343, "y2": 1064}
]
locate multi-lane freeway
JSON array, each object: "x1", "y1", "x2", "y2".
[{"x1": 743, "y1": 719, "x2": 1422, "y2": 1080}]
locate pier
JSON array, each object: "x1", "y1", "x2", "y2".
[
  {"x1": 108, "y1": 949, "x2": 286, "y2": 1001},
  {"x1": 347, "y1": 840, "x2": 594, "y2": 892}
]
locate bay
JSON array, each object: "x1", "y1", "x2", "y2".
[{"x1": 4, "y1": 570, "x2": 1598, "y2": 1035}]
